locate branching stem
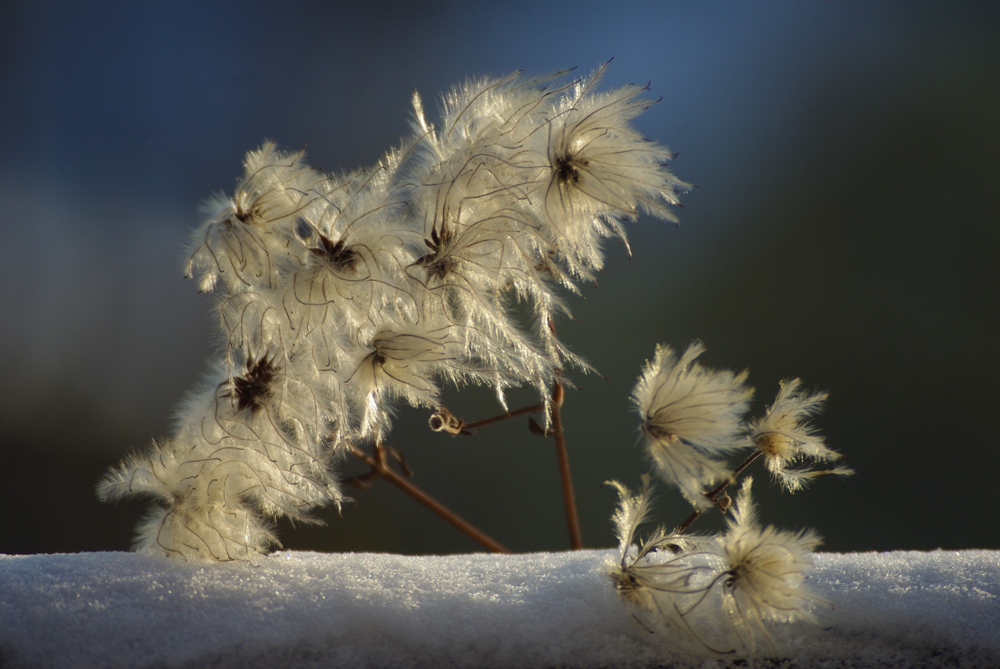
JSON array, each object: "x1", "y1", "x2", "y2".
[
  {"x1": 549, "y1": 379, "x2": 583, "y2": 549},
  {"x1": 348, "y1": 443, "x2": 511, "y2": 554},
  {"x1": 462, "y1": 402, "x2": 544, "y2": 431},
  {"x1": 673, "y1": 450, "x2": 763, "y2": 534},
  {"x1": 544, "y1": 318, "x2": 583, "y2": 550}
]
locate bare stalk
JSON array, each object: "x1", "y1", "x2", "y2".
[
  {"x1": 462, "y1": 402, "x2": 544, "y2": 431},
  {"x1": 348, "y1": 443, "x2": 511, "y2": 554},
  {"x1": 543, "y1": 319, "x2": 583, "y2": 549},
  {"x1": 673, "y1": 450, "x2": 763, "y2": 535},
  {"x1": 549, "y1": 379, "x2": 583, "y2": 549}
]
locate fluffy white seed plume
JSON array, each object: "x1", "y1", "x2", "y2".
[
  {"x1": 340, "y1": 317, "x2": 519, "y2": 441},
  {"x1": 609, "y1": 477, "x2": 663, "y2": 579},
  {"x1": 342, "y1": 322, "x2": 455, "y2": 434},
  {"x1": 204, "y1": 352, "x2": 342, "y2": 488},
  {"x1": 101, "y1": 65, "x2": 689, "y2": 560},
  {"x1": 748, "y1": 379, "x2": 853, "y2": 492},
  {"x1": 97, "y1": 440, "x2": 282, "y2": 562},
  {"x1": 607, "y1": 478, "x2": 732, "y2": 652},
  {"x1": 633, "y1": 342, "x2": 754, "y2": 507},
  {"x1": 186, "y1": 142, "x2": 327, "y2": 293},
  {"x1": 536, "y1": 63, "x2": 689, "y2": 276},
  {"x1": 294, "y1": 156, "x2": 419, "y2": 327},
  {"x1": 404, "y1": 213, "x2": 558, "y2": 390},
  {"x1": 99, "y1": 353, "x2": 342, "y2": 561},
  {"x1": 716, "y1": 478, "x2": 827, "y2": 652},
  {"x1": 404, "y1": 73, "x2": 572, "y2": 389},
  {"x1": 404, "y1": 64, "x2": 688, "y2": 377},
  {"x1": 610, "y1": 478, "x2": 697, "y2": 606}
]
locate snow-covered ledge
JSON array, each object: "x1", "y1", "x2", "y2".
[{"x1": 2, "y1": 550, "x2": 997, "y2": 668}]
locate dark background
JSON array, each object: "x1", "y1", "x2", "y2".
[{"x1": 2, "y1": 1, "x2": 998, "y2": 556}]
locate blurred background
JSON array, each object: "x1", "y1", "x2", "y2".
[{"x1": 2, "y1": 1, "x2": 998, "y2": 556}]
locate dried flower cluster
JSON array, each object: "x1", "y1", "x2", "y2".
[
  {"x1": 608, "y1": 341, "x2": 852, "y2": 652},
  {"x1": 98, "y1": 64, "x2": 687, "y2": 561},
  {"x1": 97, "y1": 64, "x2": 852, "y2": 654},
  {"x1": 609, "y1": 477, "x2": 828, "y2": 653}
]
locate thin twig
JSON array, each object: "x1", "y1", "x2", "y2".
[
  {"x1": 348, "y1": 443, "x2": 511, "y2": 554},
  {"x1": 549, "y1": 379, "x2": 583, "y2": 549},
  {"x1": 544, "y1": 319, "x2": 583, "y2": 550},
  {"x1": 462, "y1": 402, "x2": 544, "y2": 431},
  {"x1": 673, "y1": 450, "x2": 763, "y2": 535}
]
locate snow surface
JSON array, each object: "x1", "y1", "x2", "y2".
[{"x1": 1, "y1": 549, "x2": 997, "y2": 668}]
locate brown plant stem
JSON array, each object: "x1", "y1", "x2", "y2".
[
  {"x1": 349, "y1": 443, "x2": 511, "y2": 554},
  {"x1": 462, "y1": 402, "x2": 544, "y2": 431},
  {"x1": 673, "y1": 450, "x2": 764, "y2": 535},
  {"x1": 543, "y1": 318, "x2": 583, "y2": 550},
  {"x1": 549, "y1": 379, "x2": 583, "y2": 549}
]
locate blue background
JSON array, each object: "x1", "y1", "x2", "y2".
[{"x1": 2, "y1": 1, "x2": 998, "y2": 555}]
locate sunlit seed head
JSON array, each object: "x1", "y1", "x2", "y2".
[
  {"x1": 756, "y1": 432, "x2": 795, "y2": 460},
  {"x1": 231, "y1": 356, "x2": 279, "y2": 415},
  {"x1": 553, "y1": 151, "x2": 589, "y2": 187},
  {"x1": 310, "y1": 233, "x2": 359, "y2": 273}
]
